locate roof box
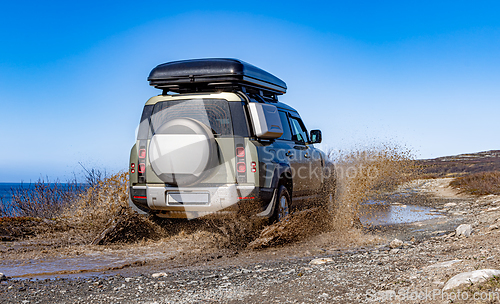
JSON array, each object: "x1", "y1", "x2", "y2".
[{"x1": 148, "y1": 58, "x2": 287, "y2": 95}]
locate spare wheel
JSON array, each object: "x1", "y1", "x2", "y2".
[{"x1": 149, "y1": 118, "x2": 218, "y2": 186}]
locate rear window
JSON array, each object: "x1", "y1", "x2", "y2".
[{"x1": 147, "y1": 98, "x2": 233, "y2": 138}]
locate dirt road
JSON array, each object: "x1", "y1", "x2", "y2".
[{"x1": 1, "y1": 178, "x2": 499, "y2": 303}]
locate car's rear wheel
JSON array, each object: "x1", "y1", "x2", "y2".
[{"x1": 272, "y1": 185, "x2": 291, "y2": 223}]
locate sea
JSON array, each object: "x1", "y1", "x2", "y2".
[
  {"x1": 0, "y1": 183, "x2": 23, "y2": 204},
  {"x1": 0, "y1": 183, "x2": 88, "y2": 216}
]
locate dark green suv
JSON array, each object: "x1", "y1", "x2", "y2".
[{"x1": 129, "y1": 59, "x2": 334, "y2": 221}]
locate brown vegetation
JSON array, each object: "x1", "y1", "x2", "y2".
[
  {"x1": 449, "y1": 171, "x2": 500, "y2": 195},
  {"x1": 416, "y1": 150, "x2": 500, "y2": 178}
]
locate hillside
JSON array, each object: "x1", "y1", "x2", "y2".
[{"x1": 417, "y1": 150, "x2": 500, "y2": 178}]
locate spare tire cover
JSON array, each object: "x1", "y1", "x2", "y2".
[{"x1": 149, "y1": 118, "x2": 218, "y2": 186}]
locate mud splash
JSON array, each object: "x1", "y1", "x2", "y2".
[
  {"x1": 0, "y1": 145, "x2": 424, "y2": 279},
  {"x1": 329, "y1": 145, "x2": 415, "y2": 229},
  {"x1": 85, "y1": 145, "x2": 417, "y2": 250},
  {"x1": 243, "y1": 144, "x2": 417, "y2": 249}
]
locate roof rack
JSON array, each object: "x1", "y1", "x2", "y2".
[{"x1": 148, "y1": 58, "x2": 287, "y2": 99}]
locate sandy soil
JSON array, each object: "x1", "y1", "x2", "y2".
[{"x1": 1, "y1": 178, "x2": 499, "y2": 303}]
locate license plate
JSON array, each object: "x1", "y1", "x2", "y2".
[{"x1": 167, "y1": 192, "x2": 209, "y2": 205}]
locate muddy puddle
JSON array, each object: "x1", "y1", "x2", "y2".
[
  {"x1": 359, "y1": 200, "x2": 444, "y2": 226},
  {"x1": 2, "y1": 246, "x2": 179, "y2": 279},
  {"x1": 3, "y1": 254, "x2": 138, "y2": 279}
]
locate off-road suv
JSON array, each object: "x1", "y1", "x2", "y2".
[{"x1": 129, "y1": 58, "x2": 334, "y2": 221}]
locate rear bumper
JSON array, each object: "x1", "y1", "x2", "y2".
[{"x1": 129, "y1": 184, "x2": 274, "y2": 219}]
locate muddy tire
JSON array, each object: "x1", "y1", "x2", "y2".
[
  {"x1": 272, "y1": 185, "x2": 291, "y2": 223},
  {"x1": 321, "y1": 167, "x2": 337, "y2": 215}
]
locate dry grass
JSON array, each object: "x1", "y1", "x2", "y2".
[{"x1": 450, "y1": 171, "x2": 500, "y2": 196}]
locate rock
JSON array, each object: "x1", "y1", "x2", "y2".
[
  {"x1": 489, "y1": 223, "x2": 500, "y2": 231},
  {"x1": 309, "y1": 258, "x2": 333, "y2": 265},
  {"x1": 425, "y1": 260, "x2": 462, "y2": 269},
  {"x1": 444, "y1": 232, "x2": 455, "y2": 238},
  {"x1": 152, "y1": 272, "x2": 168, "y2": 278},
  {"x1": 0, "y1": 273, "x2": 7, "y2": 281},
  {"x1": 0, "y1": 235, "x2": 15, "y2": 242},
  {"x1": 389, "y1": 239, "x2": 403, "y2": 249},
  {"x1": 318, "y1": 293, "x2": 330, "y2": 299},
  {"x1": 487, "y1": 207, "x2": 500, "y2": 212},
  {"x1": 455, "y1": 224, "x2": 472, "y2": 237},
  {"x1": 443, "y1": 269, "x2": 500, "y2": 291},
  {"x1": 444, "y1": 203, "x2": 457, "y2": 208}
]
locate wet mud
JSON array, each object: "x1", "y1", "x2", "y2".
[{"x1": 0, "y1": 187, "x2": 464, "y2": 280}]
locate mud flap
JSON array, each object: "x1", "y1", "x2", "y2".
[
  {"x1": 128, "y1": 196, "x2": 148, "y2": 215},
  {"x1": 257, "y1": 188, "x2": 278, "y2": 218}
]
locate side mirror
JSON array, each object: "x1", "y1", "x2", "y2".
[
  {"x1": 248, "y1": 103, "x2": 284, "y2": 139},
  {"x1": 310, "y1": 129, "x2": 322, "y2": 144}
]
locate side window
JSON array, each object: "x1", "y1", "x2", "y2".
[
  {"x1": 289, "y1": 116, "x2": 309, "y2": 144},
  {"x1": 278, "y1": 111, "x2": 292, "y2": 140}
]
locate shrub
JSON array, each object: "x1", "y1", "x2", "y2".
[
  {"x1": 2, "y1": 177, "x2": 83, "y2": 218},
  {"x1": 450, "y1": 171, "x2": 500, "y2": 195}
]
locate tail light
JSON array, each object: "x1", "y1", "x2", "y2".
[
  {"x1": 235, "y1": 143, "x2": 247, "y2": 183},
  {"x1": 137, "y1": 142, "x2": 147, "y2": 183},
  {"x1": 130, "y1": 163, "x2": 136, "y2": 174},
  {"x1": 237, "y1": 162, "x2": 246, "y2": 173},
  {"x1": 251, "y1": 161, "x2": 257, "y2": 173},
  {"x1": 236, "y1": 147, "x2": 245, "y2": 158}
]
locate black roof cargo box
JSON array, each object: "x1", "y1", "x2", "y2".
[{"x1": 148, "y1": 58, "x2": 287, "y2": 95}]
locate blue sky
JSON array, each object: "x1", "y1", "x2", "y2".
[{"x1": 1, "y1": 1, "x2": 499, "y2": 182}]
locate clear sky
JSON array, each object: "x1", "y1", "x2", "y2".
[{"x1": 1, "y1": 1, "x2": 499, "y2": 182}]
